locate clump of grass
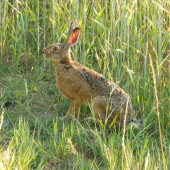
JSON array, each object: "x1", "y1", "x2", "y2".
[{"x1": 0, "y1": 0, "x2": 170, "y2": 169}]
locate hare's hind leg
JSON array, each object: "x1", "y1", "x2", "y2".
[
  {"x1": 92, "y1": 96, "x2": 122, "y2": 127},
  {"x1": 60, "y1": 101, "x2": 81, "y2": 121},
  {"x1": 92, "y1": 96, "x2": 133, "y2": 128},
  {"x1": 92, "y1": 96, "x2": 110, "y2": 125}
]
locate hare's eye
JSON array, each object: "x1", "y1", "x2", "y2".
[{"x1": 53, "y1": 47, "x2": 58, "y2": 51}]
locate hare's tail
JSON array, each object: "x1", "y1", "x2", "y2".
[{"x1": 128, "y1": 118, "x2": 142, "y2": 129}]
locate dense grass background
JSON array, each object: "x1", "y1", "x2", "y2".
[{"x1": 0, "y1": 0, "x2": 170, "y2": 169}]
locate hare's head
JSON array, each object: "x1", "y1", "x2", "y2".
[{"x1": 43, "y1": 22, "x2": 80, "y2": 62}]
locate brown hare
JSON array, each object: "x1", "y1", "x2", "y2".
[{"x1": 43, "y1": 21, "x2": 135, "y2": 128}]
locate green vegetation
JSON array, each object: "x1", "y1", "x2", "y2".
[{"x1": 0, "y1": 0, "x2": 170, "y2": 169}]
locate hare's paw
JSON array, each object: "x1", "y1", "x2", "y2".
[
  {"x1": 84, "y1": 117, "x2": 97, "y2": 123},
  {"x1": 59, "y1": 113, "x2": 69, "y2": 121},
  {"x1": 59, "y1": 116, "x2": 66, "y2": 121}
]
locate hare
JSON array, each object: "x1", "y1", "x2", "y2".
[{"x1": 43, "y1": 21, "x2": 135, "y2": 128}]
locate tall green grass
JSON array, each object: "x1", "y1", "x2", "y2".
[{"x1": 0, "y1": 0, "x2": 170, "y2": 169}]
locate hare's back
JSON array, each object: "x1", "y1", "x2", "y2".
[
  {"x1": 76, "y1": 66, "x2": 133, "y2": 108},
  {"x1": 73, "y1": 64, "x2": 119, "y2": 96}
]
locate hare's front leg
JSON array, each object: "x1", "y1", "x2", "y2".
[{"x1": 60, "y1": 101, "x2": 81, "y2": 121}]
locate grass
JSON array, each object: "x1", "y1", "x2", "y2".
[{"x1": 0, "y1": 0, "x2": 170, "y2": 169}]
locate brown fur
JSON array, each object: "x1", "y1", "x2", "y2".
[{"x1": 43, "y1": 22, "x2": 134, "y2": 128}]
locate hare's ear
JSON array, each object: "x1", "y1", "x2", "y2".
[
  {"x1": 68, "y1": 21, "x2": 77, "y2": 34},
  {"x1": 63, "y1": 22, "x2": 80, "y2": 51},
  {"x1": 66, "y1": 28, "x2": 80, "y2": 46}
]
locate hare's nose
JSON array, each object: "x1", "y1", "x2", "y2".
[{"x1": 42, "y1": 50, "x2": 45, "y2": 54}]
